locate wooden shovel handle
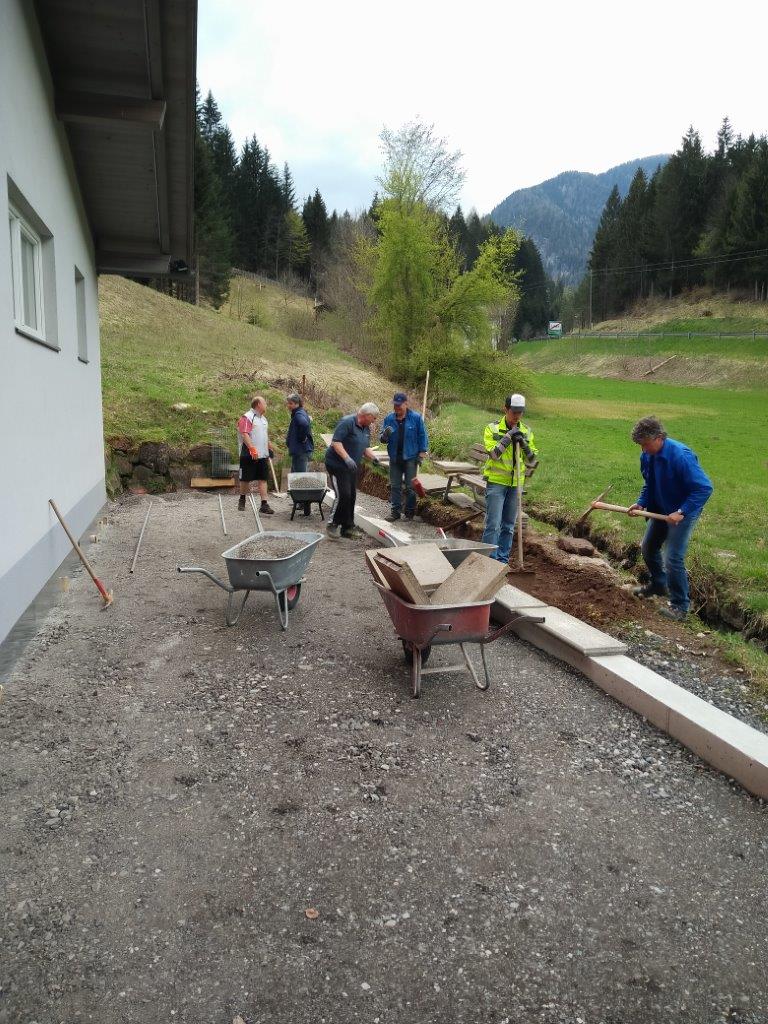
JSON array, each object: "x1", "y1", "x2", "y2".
[{"x1": 592, "y1": 501, "x2": 669, "y2": 522}]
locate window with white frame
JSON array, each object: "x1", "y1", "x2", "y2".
[{"x1": 9, "y1": 204, "x2": 46, "y2": 341}]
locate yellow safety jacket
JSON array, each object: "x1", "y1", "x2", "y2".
[{"x1": 483, "y1": 416, "x2": 537, "y2": 487}]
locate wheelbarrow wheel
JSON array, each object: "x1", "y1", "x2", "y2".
[
  {"x1": 280, "y1": 583, "x2": 302, "y2": 612},
  {"x1": 401, "y1": 640, "x2": 431, "y2": 666}
]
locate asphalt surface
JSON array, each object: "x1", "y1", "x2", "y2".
[{"x1": 1, "y1": 491, "x2": 766, "y2": 1024}]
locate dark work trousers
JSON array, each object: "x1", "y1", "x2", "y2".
[
  {"x1": 389, "y1": 458, "x2": 419, "y2": 515},
  {"x1": 326, "y1": 464, "x2": 357, "y2": 528},
  {"x1": 290, "y1": 453, "x2": 309, "y2": 473}
]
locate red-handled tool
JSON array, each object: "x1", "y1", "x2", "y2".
[{"x1": 49, "y1": 499, "x2": 113, "y2": 607}]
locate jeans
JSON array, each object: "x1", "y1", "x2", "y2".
[
  {"x1": 482, "y1": 483, "x2": 520, "y2": 563},
  {"x1": 326, "y1": 464, "x2": 356, "y2": 528},
  {"x1": 641, "y1": 513, "x2": 700, "y2": 612},
  {"x1": 389, "y1": 458, "x2": 419, "y2": 514},
  {"x1": 290, "y1": 453, "x2": 309, "y2": 473}
]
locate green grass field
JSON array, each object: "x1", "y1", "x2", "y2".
[{"x1": 432, "y1": 373, "x2": 768, "y2": 622}]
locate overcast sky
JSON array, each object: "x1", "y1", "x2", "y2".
[{"x1": 198, "y1": 0, "x2": 766, "y2": 216}]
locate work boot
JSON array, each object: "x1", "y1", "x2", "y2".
[
  {"x1": 385, "y1": 510, "x2": 401, "y2": 522},
  {"x1": 303, "y1": 502, "x2": 312, "y2": 517},
  {"x1": 404, "y1": 511, "x2": 415, "y2": 521},
  {"x1": 237, "y1": 495, "x2": 246, "y2": 511},
  {"x1": 633, "y1": 582, "x2": 667, "y2": 599},
  {"x1": 326, "y1": 523, "x2": 341, "y2": 540},
  {"x1": 260, "y1": 501, "x2": 275, "y2": 515},
  {"x1": 659, "y1": 605, "x2": 687, "y2": 622},
  {"x1": 341, "y1": 526, "x2": 364, "y2": 540}
]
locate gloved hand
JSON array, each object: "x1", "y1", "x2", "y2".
[
  {"x1": 381, "y1": 425, "x2": 394, "y2": 441},
  {"x1": 248, "y1": 446, "x2": 259, "y2": 460},
  {"x1": 372, "y1": 457, "x2": 381, "y2": 466},
  {"x1": 490, "y1": 428, "x2": 524, "y2": 460},
  {"x1": 268, "y1": 447, "x2": 275, "y2": 460},
  {"x1": 344, "y1": 456, "x2": 357, "y2": 471}
]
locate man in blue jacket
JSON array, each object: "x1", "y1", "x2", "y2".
[
  {"x1": 285, "y1": 392, "x2": 315, "y2": 515},
  {"x1": 628, "y1": 416, "x2": 713, "y2": 621},
  {"x1": 379, "y1": 392, "x2": 428, "y2": 522}
]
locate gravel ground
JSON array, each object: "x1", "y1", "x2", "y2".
[{"x1": 1, "y1": 491, "x2": 767, "y2": 1024}]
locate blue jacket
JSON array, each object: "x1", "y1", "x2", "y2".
[
  {"x1": 286, "y1": 406, "x2": 314, "y2": 456},
  {"x1": 637, "y1": 437, "x2": 713, "y2": 517},
  {"x1": 380, "y1": 409, "x2": 428, "y2": 462}
]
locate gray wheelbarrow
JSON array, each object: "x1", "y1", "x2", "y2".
[{"x1": 178, "y1": 530, "x2": 323, "y2": 630}]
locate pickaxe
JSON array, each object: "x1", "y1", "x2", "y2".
[{"x1": 578, "y1": 485, "x2": 670, "y2": 525}]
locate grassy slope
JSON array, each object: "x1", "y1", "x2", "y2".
[
  {"x1": 100, "y1": 275, "x2": 397, "y2": 448},
  {"x1": 433, "y1": 373, "x2": 768, "y2": 619}
]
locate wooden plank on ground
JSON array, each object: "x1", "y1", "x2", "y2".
[
  {"x1": 191, "y1": 477, "x2": 235, "y2": 488},
  {"x1": 430, "y1": 552, "x2": 508, "y2": 606},
  {"x1": 413, "y1": 473, "x2": 451, "y2": 494},
  {"x1": 374, "y1": 543, "x2": 453, "y2": 588},
  {"x1": 446, "y1": 492, "x2": 477, "y2": 509},
  {"x1": 373, "y1": 556, "x2": 430, "y2": 605}
]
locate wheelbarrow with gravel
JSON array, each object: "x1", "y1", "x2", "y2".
[
  {"x1": 373, "y1": 581, "x2": 544, "y2": 698},
  {"x1": 178, "y1": 530, "x2": 322, "y2": 630}
]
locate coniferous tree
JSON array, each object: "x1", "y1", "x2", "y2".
[{"x1": 511, "y1": 237, "x2": 550, "y2": 339}]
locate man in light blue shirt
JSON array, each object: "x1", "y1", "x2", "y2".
[{"x1": 628, "y1": 416, "x2": 713, "y2": 620}]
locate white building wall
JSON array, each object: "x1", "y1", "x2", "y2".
[{"x1": 0, "y1": 0, "x2": 106, "y2": 643}]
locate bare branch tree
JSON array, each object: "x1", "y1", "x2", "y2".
[{"x1": 378, "y1": 121, "x2": 465, "y2": 212}]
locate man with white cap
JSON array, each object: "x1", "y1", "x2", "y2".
[{"x1": 481, "y1": 394, "x2": 538, "y2": 564}]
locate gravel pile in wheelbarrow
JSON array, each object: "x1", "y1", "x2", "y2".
[
  {"x1": 288, "y1": 473, "x2": 326, "y2": 490},
  {"x1": 235, "y1": 536, "x2": 309, "y2": 559}
]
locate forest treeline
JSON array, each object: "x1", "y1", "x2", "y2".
[
  {"x1": 572, "y1": 119, "x2": 768, "y2": 324},
  {"x1": 193, "y1": 90, "x2": 558, "y2": 339}
]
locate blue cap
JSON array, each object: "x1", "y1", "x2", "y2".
[{"x1": 393, "y1": 392, "x2": 408, "y2": 404}]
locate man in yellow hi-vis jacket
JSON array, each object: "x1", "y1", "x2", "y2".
[{"x1": 481, "y1": 393, "x2": 538, "y2": 564}]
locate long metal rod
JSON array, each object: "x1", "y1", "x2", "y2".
[
  {"x1": 217, "y1": 494, "x2": 227, "y2": 536},
  {"x1": 130, "y1": 500, "x2": 154, "y2": 573},
  {"x1": 248, "y1": 494, "x2": 264, "y2": 534}
]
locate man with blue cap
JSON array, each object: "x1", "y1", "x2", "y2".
[{"x1": 379, "y1": 392, "x2": 429, "y2": 522}]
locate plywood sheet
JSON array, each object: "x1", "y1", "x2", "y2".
[
  {"x1": 374, "y1": 543, "x2": 453, "y2": 588},
  {"x1": 429, "y1": 552, "x2": 508, "y2": 605},
  {"x1": 373, "y1": 556, "x2": 430, "y2": 604}
]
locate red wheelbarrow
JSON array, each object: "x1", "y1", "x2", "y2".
[{"x1": 373, "y1": 581, "x2": 544, "y2": 698}]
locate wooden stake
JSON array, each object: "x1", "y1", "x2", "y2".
[
  {"x1": 49, "y1": 499, "x2": 113, "y2": 606},
  {"x1": 421, "y1": 370, "x2": 430, "y2": 419}
]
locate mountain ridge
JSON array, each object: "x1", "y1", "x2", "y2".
[{"x1": 489, "y1": 154, "x2": 670, "y2": 284}]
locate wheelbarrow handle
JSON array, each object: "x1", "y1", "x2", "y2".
[
  {"x1": 480, "y1": 612, "x2": 545, "y2": 645},
  {"x1": 177, "y1": 566, "x2": 234, "y2": 593}
]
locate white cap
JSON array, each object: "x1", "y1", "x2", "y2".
[{"x1": 505, "y1": 393, "x2": 526, "y2": 410}]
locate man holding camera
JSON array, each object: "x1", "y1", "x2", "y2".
[
  {"x1": 379, "y1": 392, "x2": 429, "y2": 522},
  {"x1": 481, "y1": 394, "x2": 538, "y2": 564}
]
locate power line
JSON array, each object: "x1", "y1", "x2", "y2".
[{"x1": 590, "y1": 245, "x2": 768, "y2": 277}]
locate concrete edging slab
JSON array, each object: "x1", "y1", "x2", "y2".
[{"x1": 492, "y1": 594, "x2": 768, "y2": 800}]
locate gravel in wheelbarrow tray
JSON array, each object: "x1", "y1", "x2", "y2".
[{"x1": 234, "y1": 536, "x2": 309, "y2": 560}]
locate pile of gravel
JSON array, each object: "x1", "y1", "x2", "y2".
[
  {"x1": 287, "y1": 473, "x2": 327, "y2": 491},
  {"x1": 234, "y1": 536, "x2": 309, "y2": 560}
]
